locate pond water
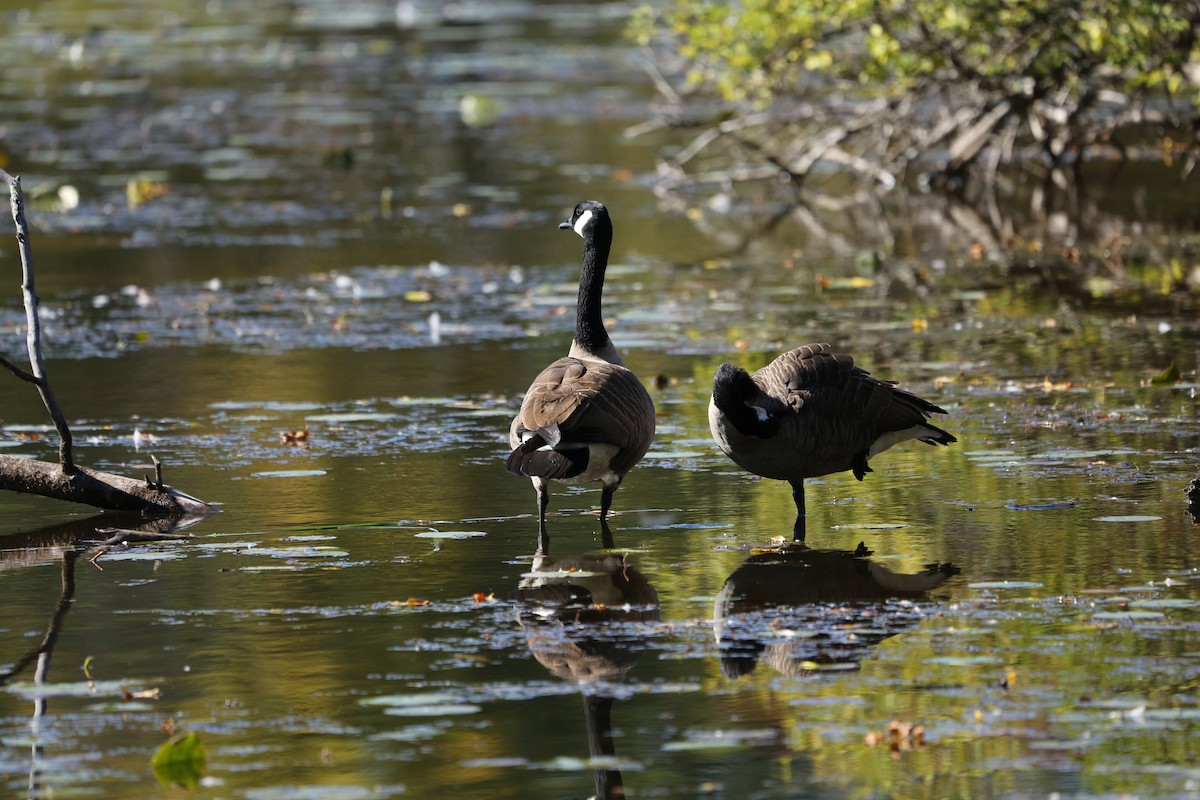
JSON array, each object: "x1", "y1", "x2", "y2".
[{"x1": 2, "y1": 2, "x2": 1200, "y2": 799}]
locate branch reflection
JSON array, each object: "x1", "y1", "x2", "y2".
[
  {"x1": 513, "y1": 550, "x2": 659, "y2": 800},
  {"x1": 714, "y1": 541, "x2": 960, "y2": 679},
  {"x1": 0, "y1": 514, "x2": 205, "y2": 797}
]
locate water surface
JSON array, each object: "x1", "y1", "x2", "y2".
[{"x1": 2, "y1": 2, "x2": 1199, "y2": 799}]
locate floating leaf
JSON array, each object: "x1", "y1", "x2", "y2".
[
  {"x1": 927, "y1": 655, "x2": 1004, "y2": 667},
  {"x1": 361, "y1": 692, "x2": 457, "y2": 708},
  {"x1": 1006, "y1": 501, "x2": 1077, "y2": 511},
  {"x1": 251, "y1": 469, "x2": 327, "y2": 479},
  {"x1": 1129, "y1": 598, "x2": 1199, "y2": 609},
  {"x1": 240, "y1": 546, "x2": 349, "y2": 559},
  {"x1": 151, "y1": 732, "x2": 206, "y2": 789},
  {"x1": 1094, "y1": 515, "x2": 1162, "y2": 523},
  {"x1": 967, "y1": 581, "x2": 1043, "y2": 590},
  {"x1": 414, "y1": 530, "x2": 487, "y2": 540},
  {"x1": 1149, "y1": 362, "x2": 1181, "y2": 385},
  {"x1": 384, "y1": 704, "x2": 482, "y2": 717}
]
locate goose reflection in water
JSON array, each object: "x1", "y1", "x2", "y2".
[
  {"x1": 513, "y1": 550, "x2": 659, "y2": 800},
  {"x1": 714, "y1": 541, "x2": 959, "y2": 679}
]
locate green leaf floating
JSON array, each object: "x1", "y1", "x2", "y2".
[
  {"x1": 151, "y1": 732, "x2": 207, "y2": 788},
  {"x1": 1149, "y1": 362, "x2": 1181, "y2": 385}
]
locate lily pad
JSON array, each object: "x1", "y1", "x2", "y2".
[
  {"x1": 251, "y1": 469, "x2": 328, "y2": 478},
  {"x1": 1094, "y1": 515, "x2": 1162, "y2": 523}
]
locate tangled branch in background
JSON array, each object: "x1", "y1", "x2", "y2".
[{"x1": 629, "y1": 1, "x2": 1200, "y2": 198}]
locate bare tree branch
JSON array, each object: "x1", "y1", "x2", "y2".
[{"x1": 2, "y1": 169, "x2": 75, "y2": 473}]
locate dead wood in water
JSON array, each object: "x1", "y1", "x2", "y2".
[
  {"x1": 0, "y1": 454, "x2": 214, "y2": 518},
  {"x1": 0, "y1": 169, "x2": 217, "y2": 520}
]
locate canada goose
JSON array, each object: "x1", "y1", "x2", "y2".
[
  {"x1": 507, "y1": 201, "x2": 656, "y2": 555},
  {"x1": 709, "y1": 342, "x2": 955, "y2": 540}
]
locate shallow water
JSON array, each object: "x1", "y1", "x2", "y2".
[{"x1": 3, "y1": 2, "x2": 1200, "y2": 799}]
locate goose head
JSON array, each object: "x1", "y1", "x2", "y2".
[
  {"x1": 560, "y1": 199, "x2": 611, "y2": 241},
  {"x1": 713, "y1": 363, "x2": 777, "y2": 437},
  {"x1": 713, "y1": 363, "x2": 759, "y2": 408}
]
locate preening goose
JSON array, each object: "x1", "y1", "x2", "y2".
[
  {"x1": 507, "y1": 201, "x2": 656, "y2": 555},
  {"x1": 709, "y1": 342, "x2": 955, "y2": 540}
]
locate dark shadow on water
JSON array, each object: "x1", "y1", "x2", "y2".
[
  {"x1": 513, "y1": 549, "x2": 659, "y2": 800},
  {"x1": 714, "y1": 540, "x2": 960, "y2": 679}
]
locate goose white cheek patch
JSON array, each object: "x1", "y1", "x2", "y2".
[{"x1": 572, "y1": 209, "x2": 593, "y2": 238}]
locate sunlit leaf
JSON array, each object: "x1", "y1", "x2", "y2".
[
  {"x1": 151, "y1": 732, "x2": 206, "y2": 789},
  {"x1": 1093, "y1": 515, "x2": 1162, "y2": 523},
  {"x1": 1148, "y1": 362, "x2": 1181, "y2": 385},
  {"x1": 251, "y1": 469, "x2": 328, "y2": 478}
]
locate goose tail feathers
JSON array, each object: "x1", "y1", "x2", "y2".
[{"x1": 506, "y1": 429, "x2": 589, "y2": 480}]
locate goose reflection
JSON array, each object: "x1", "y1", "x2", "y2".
[
  {"x1": 714, "y1": 541, "x2": 959, "y2": 679},
  {"x1": 513, "y1": 550, "x2": 659, "y2": 800}
]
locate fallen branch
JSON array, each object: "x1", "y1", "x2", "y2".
[
  {"x1": 0, "y1": 454, "x2": 213, "y2": 516},
  {"x1": 0, "y1": 168, "x2": 217, "y2": 520},
  {"x1": 1, "y1": 169, "x2": 74, "y2": 472}
]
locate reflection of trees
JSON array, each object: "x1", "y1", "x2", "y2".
[
  {"x1": 714, "y1": 542, "x2": 958, "y2": 679},
  {"x1": 513, "y1": 550, "x2": 659, "y2": 800}
]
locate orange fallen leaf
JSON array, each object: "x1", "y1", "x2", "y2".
[{"x1": 279, "y1": 428, "x2": 310, "y2": 445}]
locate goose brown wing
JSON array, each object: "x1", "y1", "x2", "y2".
[
  {"x1": 753, "y1": 343, "x2": 857, "y2": 413},
  {"x1": 756, "y1": 343, "x2": 938, "y2": 433},
  {"x1": 512, "y1": 356, "x2": 655, "y2": 472}
]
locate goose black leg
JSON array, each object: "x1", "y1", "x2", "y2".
[
  {"x1": 536, "y1": 485, "x2": 550, "y2": 556},
  {"x1": 599, "y1": 484, "x2": 615, "y2": 523},
  {"x1": 599, "y1": 484, "x2": 617, "y2": 549},
  {"x1": 790, "y1": 480, "x2": 806, "y2": 542},
  {"x1": 599, "y1": 518, "x2": 615, "y2": 549}
]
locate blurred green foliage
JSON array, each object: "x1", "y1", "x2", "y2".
[{"x1": 632, "y1": 1, "x2": 1200, "y2": 106}]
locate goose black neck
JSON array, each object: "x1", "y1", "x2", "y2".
[{"x1": 575, "y1": 220, "x2": 613, "y2": 355}]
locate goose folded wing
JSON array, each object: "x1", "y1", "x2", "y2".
[{"x1": 515, "y1": 358, "x2": 653, "y2": 454}]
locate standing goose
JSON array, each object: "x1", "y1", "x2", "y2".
[
  {"x1": 507, "y1": 201, "x2": 656, "y2": 555},
  {"x1": 709, "y1": 343, "x2": 955, "y2": 541}
]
